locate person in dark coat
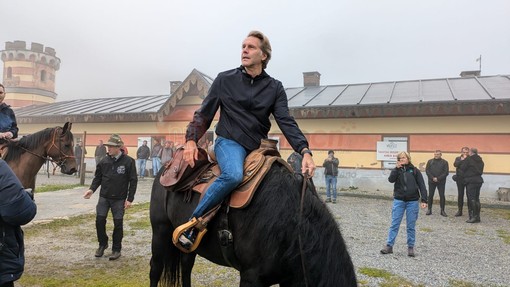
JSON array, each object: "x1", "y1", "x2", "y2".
[
  {"x1": 425, "y1": 150, "x2": 449, "y2": 216},
  {"x1": 453, "y1": 147, "x2": 469, "y2": 216},
  {"x1": 0, "y1": 159, "x2": 37, "y2": 287},
  {"x1": 460, "y1": 147, "x2": 484, "y2": 223},
  {"x1": 94, "y1": 140, "x2": 107, "y2": 166},
  {"x1": 0, "y1": 83, "x2": 19, "y2": 146},
  {"x1": 83, "y1": 134, "x2": 137, "y2": 260}
]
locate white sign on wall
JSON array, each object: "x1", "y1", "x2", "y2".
[{"x1": 376, "y1": 141, "x2": 408, "y2": 161}]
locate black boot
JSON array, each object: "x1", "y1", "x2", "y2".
[
  {"x1": 455, "y1": 200, "x2": 463, "y2": 216},
  {"x1": 467, "y1": 200, "x2": 480, "y2": 223},
  {"x1": 440, "y1": 209, "x2": 448, "y2": 217},
  {"x1": 426, "y1": 197, "x2": 433, "y2": 215},
  {"x1": 466, "y1": 201, "x2": 473, "y2": 222}
]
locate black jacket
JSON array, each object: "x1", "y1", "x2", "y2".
[
  {"x1": 90, "y1": 153, "x2": 138, "y2": 202},
  {"x1": 461, "y1": 154, "x2": 484, "y2": 184},
  {"x1": 0, "y1": 160, "x2": 37, "y2": 285},
  {"x1": 136, "y1": 145, "x2": 150, "y2": 160},
  {"x1": 453, "y1": 156, "x2": 468, "y2": 180},
  {"x1": 323, "y1": 157, "x2": 339, "y2": 176},
  {"x1": 388, "y1": 164, "x2": 428, "y2": 202},
  {"x1": 186, "y1": 66, "x2": 309, "y2": 152},
  {"x1": 425, "y1": 158, "x2": 449, "y2": 183}
]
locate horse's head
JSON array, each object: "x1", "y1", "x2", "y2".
[{"x1": 47, "y1": 122, "x2": 78, "y2": 175}]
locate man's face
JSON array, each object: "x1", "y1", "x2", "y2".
[
  {"x1": 241, "y1": 36, "x2": 267, "y2": 69},
  {"x1": 434, "y1": 152, "x2": 442, "y2": 159},
  {"x1": 143, "y1": 141, "x2": 147, "y2": 146},
  {"x1": 0, "y1": 86, "x2": 5, "y2": 102},
  {"x1": 107, "y1": 145, "x2": 121, "y2": 156},
  {"x1": 461, "y1": 148, "x2": 469, "y2": 157}
]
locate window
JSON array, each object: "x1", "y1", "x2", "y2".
[
  {"x1": 7, "y1": 67, "x2": 12, "y2": 78},
  {"x1": 41, "y1": 70, "x2": 47, "y2": 82}
]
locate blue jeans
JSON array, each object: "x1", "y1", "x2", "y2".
[
  {"x1": 192, "y1": 137, "x2": 247, "y2": 218},
  {"x1": 152, "y1": 157, "x2": 162, "y2": 176},
  {"x1": 137, "y1": 158, "x2": 147, "y2": 177},
  {"x1": 325, "y1": 175, "x2": 337, "y2": 200},
  {"x1": 386, "y1": 199, "x2": 420, "y2": 248}
]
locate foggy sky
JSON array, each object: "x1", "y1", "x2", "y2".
[{"x1": 1, "y1": 0, "x2": 509, "y2": 101}]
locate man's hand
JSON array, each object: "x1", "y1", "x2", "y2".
[
  {"x1": 83, "y1": 189, "x2": 93, "y2": 199},
  {"x1": 301, "y1": 153, "x2": 316, "y2": 177},
  {"x1": 420, "y1": 202, "x2": 428, "y2": 209},
  {"x1": 125, "y1": 200, "x2": 132, "y2": 209},
  {"x1": 184, "y1": 140, "x2": 198, "y2": 168}
]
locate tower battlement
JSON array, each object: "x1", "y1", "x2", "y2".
[{"x1": 1, "y1": 41, "x2": 61, "y2": 108}]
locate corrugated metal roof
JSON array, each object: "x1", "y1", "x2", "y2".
[
  {"x1": 288, "y1": 75, "x2": 510, "y2": 107},
  {"x1": 15, "y1": 94, "x2": 169, "y2": 117}
]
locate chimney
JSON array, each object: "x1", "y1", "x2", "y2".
[
  {"x1": 303, "y1": 71, "x2": 321, "y2": 87},
  {"x1": 170, "y1": 81, "x2": 182, "y2": 95},
  {"x1": 459, "y1": 70, "x2": 480, "y2": 77}
]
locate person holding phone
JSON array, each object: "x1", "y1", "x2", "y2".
[{"x1": 381, "y1": 151, "x2": 428, "y2": 257}]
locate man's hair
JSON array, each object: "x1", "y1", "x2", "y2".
[
  {"x1": 461, "y1": 146, "x2": 469, "y2": 152},
  {"x1": 470, "y1": 147, "x2": 478, "y2": 154},
  {"x1": 435, "y1": 150, "x2": 442, "y2": 154},
  {"x1": 0, "y1": 83, "x2": 4, "y2": 89},
  {"x1": 247, "y1": 30, "x2": 272, "y2": 69}
]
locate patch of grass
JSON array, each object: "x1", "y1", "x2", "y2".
[
  {"x1": 358, "y1": 267, "x2": 393, "y2": 279},
  {"x1": 464, "y1": 228, "x2": 478, "y2": 235},
  {"x1": 359, "y1": 267, "x2": 425, "y2": 287},
  {"x1": 447, "y1": 278, "x2": 506, "y2": 287},
  {"x1": 36, "y1": 183, "x2": 85, "y2": 193},
  {"x1": 496, "y1": 229, "x2": 510, "y2": 244},
  {"x1": 420, "y1": 227, "x2": 433, "y2": 232}
]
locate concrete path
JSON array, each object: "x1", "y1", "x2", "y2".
[{"x1": 32, "y1": 173, "x2": 154, "y2": 223}]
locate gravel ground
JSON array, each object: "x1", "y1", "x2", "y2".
[{"x1": 25, "y1": 172, "x2": 510, "y2": 286}]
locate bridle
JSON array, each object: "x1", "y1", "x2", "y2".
[{"x1": 19, "y1": 127, "x2": 75, "y2": 172}]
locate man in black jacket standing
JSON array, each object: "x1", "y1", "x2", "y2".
[
  {"x1": 453, "y1": 147, "x2": 469, "y2": 216},
  {"x1": 425, "y1": 150, "x2": 449, "y2": 216},
  {"x1": 460, "y1": 148, "x2": 484, "y2": 223},
  {"x1": 0, "y1": 159, "x2": 37, "y2": 287},
  {"x1": 83, "y1": 134, "x2": 137, "y2": 260}
]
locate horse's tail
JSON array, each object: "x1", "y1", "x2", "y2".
[{"x1": 160, "y1": 244, "x2": 182, "y2": 287}]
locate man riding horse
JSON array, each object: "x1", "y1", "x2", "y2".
[{"x1": 177, "y1": 30, "x2": 316, "y2": 249}]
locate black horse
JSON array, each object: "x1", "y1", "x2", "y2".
[{"x1": 149, "y1": 162, "x2": 357, "y2": 287}]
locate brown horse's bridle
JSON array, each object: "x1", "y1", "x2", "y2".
[{"x1": 19, "y1": 127, "x2": 75, "y2": 171}]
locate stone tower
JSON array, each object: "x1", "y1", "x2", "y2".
[{"x1": 1, "y1": 41, "x2": 61, "y2": 108}]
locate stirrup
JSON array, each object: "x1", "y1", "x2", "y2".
[{"x1": 172, "y1": 217, "x2": 208, "y2": 253}]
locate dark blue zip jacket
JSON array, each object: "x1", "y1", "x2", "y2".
[
  {"x1": 0, "y1": 159, "x2": 37, "y2": 285},
  {"x1": 186, "y1": 66, "x2": 309, "y2": 153},
  {"x1": 0, "y1": 103, "x2": 18, "y2": 138},
  {"x1": 388, "y1": 164, "x2": 428, "y2": 202}
]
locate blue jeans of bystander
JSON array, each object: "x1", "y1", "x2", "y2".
[
  {"x1": 137, "y1": 158, "x2": 147, "y2": 177},
  {"x1": 152, "y1": 157, "x2": 162, "y2": 176},
  {"x1": 325, "y1": 175, "x2": 337, "y2": 200},
  {"x1": 386, "y1": 199, "x2": 419, "y2": 248}
]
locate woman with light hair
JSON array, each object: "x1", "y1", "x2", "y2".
[{"x1": 381, "y1": 151, "x2": 428, "y2": 257}]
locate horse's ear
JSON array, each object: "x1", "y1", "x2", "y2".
[{"x1": 62, "y1": 122, "x2": 72, "y2": 136}]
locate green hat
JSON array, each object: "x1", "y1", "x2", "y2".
[{"x1": 104, "y1": 134, "x2": 124, "y2": 147}]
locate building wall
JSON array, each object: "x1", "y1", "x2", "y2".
[{"x1": 19, "y1": 112, "x2": 510, "y2": 200}]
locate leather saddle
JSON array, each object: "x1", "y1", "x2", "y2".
[{"x1": 159, "y1": 139, "x2": 294, "y2": 209}]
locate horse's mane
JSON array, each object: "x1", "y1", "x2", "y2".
[
  {"x1": 244, "y1": 163, "x2": 357, "y2": 285},
  {"x1": 4, "y1": 126, "x2": 70, "y2": 162}
]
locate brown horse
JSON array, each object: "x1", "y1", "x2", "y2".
[{"x1": 3, "y1": 122, "x2": 77, "y2": 191}]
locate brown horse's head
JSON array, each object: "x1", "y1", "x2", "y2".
[{"x1": 47, "y1": 122, "x2": 77, "y2": 175}]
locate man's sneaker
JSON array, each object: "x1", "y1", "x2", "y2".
[
  {"x1": 95, "y1": 245, "x2": 108, "y2": 257},
  {"x1": 408, "y1": 247, "x2": 415, "y2": 257},
  {"x1": 325, "y1": 198, "x2": 331, "y2": 203},
  {"x1": 178, "y1": 229, "x2": 196, "y2": 250},
  {"x1": 380, "y1": 245, "x2": 393, "y2": 254},
  {"x1": 332, "y1": 199, "x2": 337, "y2": 204},
  {"x1": 109, "y1": 251, "x2": 121, "y2": 260}
]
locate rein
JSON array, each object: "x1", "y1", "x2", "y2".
[
  {"x1": 298, "y1": 172, "x2": 311, "y2": 287},
  {"x1": 18, "y1": 127, "x2": 75, "y2": 174}
]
